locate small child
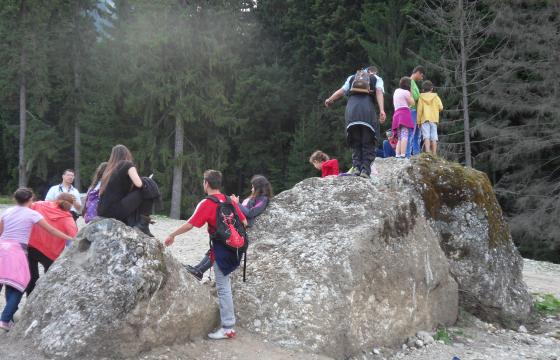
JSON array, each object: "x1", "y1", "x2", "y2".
[
  {"x1": 417, "y1": 80, "x2": 443, "y2": 155},
  {"x1": 309, "y1": 150, "x2": 339, "y2": 177},
  {"x1": 391, "y1": 77, "x2": 416, "y2": 158}
]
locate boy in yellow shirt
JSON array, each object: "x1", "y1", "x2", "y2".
[{"x1": 417, "y1": 81, "x2": 444, "y2": 155}]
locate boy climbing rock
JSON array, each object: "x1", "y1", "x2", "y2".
[{"x1": 164, "y1": 169, "x2": 248, "y2": 340}]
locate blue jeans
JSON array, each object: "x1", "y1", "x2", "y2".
[
  {"x1": 214, "y1": 262, "x2": 235, "y2": 328},
  {"x1": 383, "y1": 140, "x2": 395, "y2": 158},
  {"x1": 0, "y1": 285, "x2": 24, "y2": 323},
  {"x1": 406, "y1": 110, "x2": 422, "y2": 157},
  {"x1": 194, "y1": 250, "x2": 213, "y2": 274}
]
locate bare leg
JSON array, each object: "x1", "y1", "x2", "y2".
[
  {"x1": 400, "y1": 137, "x2": 408, "y2": 157},
  {"x1": 432, "y1": 141, "x2": 438, "y2": 156},
  {"x1": 424, "y1": 139, "x2": 431, "y2": 154}
]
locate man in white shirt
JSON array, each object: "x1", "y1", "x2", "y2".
[{"x1": 45, "y1": 169, "x2": 82, "y2": 220}]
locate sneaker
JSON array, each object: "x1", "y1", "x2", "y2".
[
  {"x1": 185, "y1": 265, "x2": 203, "y2": 281},
  {"x1": 0, "y1": 321, "x2": 14, "y2": 332},
  {"x1": 359, "y1": 169, "x2": 370, "y2": 179},
  {"x1": 208, "y1": 327, "x2": 236, "y2": 340}
]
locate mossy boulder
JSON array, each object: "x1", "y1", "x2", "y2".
[{"x1": 401, "y1": 155, "x2": 532, "y2": 326}]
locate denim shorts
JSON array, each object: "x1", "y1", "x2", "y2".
[{"x1": 421, "y1": 122, "x2": 438, "y2": 141}]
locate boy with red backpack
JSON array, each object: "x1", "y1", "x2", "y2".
[{"x1": 164, "y1": 169, "x2": 247, "y2": 340}]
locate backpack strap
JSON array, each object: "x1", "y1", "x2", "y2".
[
  {"x1": 206, "y1": 195, "x2": 220, "y2": 203},
  {"x1": 346, "y1": 75, "x2": 356, "y2": 96}
]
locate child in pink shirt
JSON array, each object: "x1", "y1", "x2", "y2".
[
  {"x1": 0, "y1": 188, "x2": 74, "y2": 332},
  {"x1": 392, "y1": 77, "x2": 415, "y2": 158}
]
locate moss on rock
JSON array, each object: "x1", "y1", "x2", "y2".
[{"x1": 411, "y1": 154, "x2": 509, "y2": 247}]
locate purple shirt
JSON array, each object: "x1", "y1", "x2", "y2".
[{"x1": 0, "y1": 206, "x2": 43, "y2": 244}]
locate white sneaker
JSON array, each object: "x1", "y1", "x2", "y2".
[{"x1": 208, "y1": 327, "x2": 236, "y2": 340}]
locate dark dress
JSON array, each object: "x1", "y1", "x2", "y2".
[
  {"x1": 97, "y1": 161, "x2": 148, "y2": 223},
  {"x1": 344, "y1": 92, "x2": 379, "y2": 175}
]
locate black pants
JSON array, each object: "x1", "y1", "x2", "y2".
[
  {"x1": 26, "y1": 247, "x2": 54, "y2": 296},
  {"x1": 347, "y1": 125, "x2": 377, "y2": 175},
  {"x1": 100, "y1": 189, "x2": 153, "y2": 226}
]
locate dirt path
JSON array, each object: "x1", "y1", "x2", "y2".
[{"x1": 1, "y1": 206, "x2": 559, "y2": 359}]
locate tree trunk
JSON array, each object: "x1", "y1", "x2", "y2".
[
  {"x1": 18, "y1": 47, "x2": 28, "y2": 187},
  {"x1": 459, "y1": 0, "x2": 472, "y2": 168},
  {"x1": 169, "y1": 110, "x2": 184, "y2": 219},
  {"x1": 74, "y1": 121, "x2": 81, "y2": 190},
  {"x1": 72, "y1": 2, "x2": 81, "y2": 191}
]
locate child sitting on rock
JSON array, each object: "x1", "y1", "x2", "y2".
[{"x1": 309, "y1": 150, "x2": 339, "y2": 177}]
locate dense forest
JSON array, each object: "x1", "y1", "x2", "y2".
[{"x1": 0, "y1": 0, "x2": 558, "y2": 262}]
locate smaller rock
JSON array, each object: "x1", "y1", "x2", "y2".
[
  {"x1": 401, "y1": 344, "x2": 408, "y2": 351},
  {"x1": 373, "y1": 348, "x2": 381, "y2": 355},
  {"x1": 414, "y1": 339, "x2": 424, "y2": 348},
  {"x1": 416, "y1": 331, "x2": 435, "y2": 345},
  {"x1": 437, "y1": 340, "x2": 445, "y2": 345},
  {"x1": 406, "y1": 336, "x2": 418, "y2": 348},
  {"x1": 518, "y1": 325, "x2": 528, "y2": 333}
]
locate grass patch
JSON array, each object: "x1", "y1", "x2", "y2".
[
  {"x1": 434, "y1": 328, "x2": 452, "y2": 344},
  {"x1": 0, "y1": 196, "x2": 12, "y2": 205},
  {"x1": 533, "y1": 293, "x2": 560, "y2": 316}
]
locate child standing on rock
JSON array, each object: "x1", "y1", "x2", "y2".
[
  {"x1": 392, "y1": 77, "x2": 416, "y2": 158},
  {"x1": 417, "y1": 80, "x2": 444, "y2": 155}
]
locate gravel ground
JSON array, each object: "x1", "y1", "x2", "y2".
[{"x1": 1, "y1": 205, "x2": 559, "y2": 359}]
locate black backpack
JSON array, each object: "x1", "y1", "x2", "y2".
[{"x1": 207, "y1": 195, "x2": 249, "y2": 255}]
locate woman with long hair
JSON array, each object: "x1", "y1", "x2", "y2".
[
  {"x1": 26, "y1": 193, "x2": 79, "y2": 295},
  {"x1": 96, "y1": 145, "x2": 155, "y2": 236},
  {"x1": 0, "y1": 188, "x2": 74, "y2": 331}
]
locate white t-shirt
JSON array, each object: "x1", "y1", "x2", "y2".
[{"x1": 45, "y1": 184, "x2": 82, "y2": 213}]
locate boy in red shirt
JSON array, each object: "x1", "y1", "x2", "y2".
[
  {"x1": 309, "y1": 150, "x2": 339, "y2": 177},
  {"x1": 164, "y1": 170, "x2": 247, "y2": 340}
]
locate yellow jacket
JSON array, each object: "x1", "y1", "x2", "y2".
[{"x1": 417, "y1": 92, "x2": 443, "y2": 124}]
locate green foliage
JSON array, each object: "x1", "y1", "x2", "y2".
[
  {"x1": 433, "y1": 328, "x2": 451, "y2": 344},
  {"x1": 533, "y1": 293, "x2": 560, "y2": 316}
]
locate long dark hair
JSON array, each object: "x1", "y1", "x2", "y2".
[
  {"x1": 100, "y1": 145, "x2": 133, "y2": 195},
  {"x1": 90, "y1": 162, "x2": 108, "y2": 190},
  {"x1": 250, "y1": 175, "x2": 273, "y2": 199}
]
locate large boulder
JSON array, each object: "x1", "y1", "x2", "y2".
[
  {"x1": 403, "y1": 155, "x2": 532, "y2": 326},
  {"x1": 233, "y1": 155, "x2": 531, "y2": 358},
  {"x1": 10, "y1": 219, "x2": 218, "y2": 359},
  {"x1": 234, "y1": 167, "x2": 459, "y2": 358}
]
